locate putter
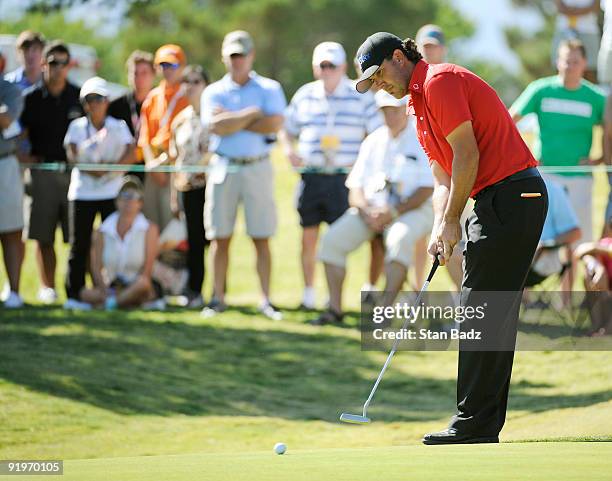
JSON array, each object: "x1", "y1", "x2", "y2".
[{"x1": 340, "y1": 256, "x2": 441, "y2": 424}]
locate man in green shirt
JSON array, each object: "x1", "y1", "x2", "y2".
[{"x1": 511, "y1": 38, "x2": 606, "y2": 241}]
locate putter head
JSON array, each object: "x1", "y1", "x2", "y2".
[{"x1": 340, "y1": 412, "x2": 371, "y2": 424}]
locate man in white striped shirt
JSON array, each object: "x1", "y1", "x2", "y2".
[{"x1": 281, "y1": 42, "x2": 383, "y2": 309}]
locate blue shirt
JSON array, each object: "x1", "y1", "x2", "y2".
[
  {"x1": 201, "y1": 72, "x2": 286, "y2": 158},
  {"x1": 0, "y1": 77, "x2": 24, "y2": 154},
  {"x1": 4, "y1": 67, "x2": 38, "y2": 93},
  {"x1": 284, "y1": 77, "x2": 382, "y2": 166},
  {"x1": 540, "y1": 178, "x2": 579, "y2": 242}
]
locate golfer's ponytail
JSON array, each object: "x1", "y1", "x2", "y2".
[{"x1": 401, "y1": 37, "x2": 423, "y2": 64}]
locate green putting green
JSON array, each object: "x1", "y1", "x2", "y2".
[{"x1": 14, "y1": 442, "x2": 612, "y2": 481}]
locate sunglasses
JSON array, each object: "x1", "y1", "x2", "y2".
[
  {"x1": 319, "y1": 63, "x2": 337, "y2": 70},
  {"x1": 118, "y1": 190, "x2": 142, "y2": 201},
  {"x1": 84, "y1": 94, "x2": 106, "y2": 103},
  {"x1": 159, "y1": 62, "x2": 180, "y2": 70},
  {"x1": 182, "y1": 78, "x2": 203, "y2": 85},
  {"x1": 48, "y1": 59, "x2": 69, "y2": 68}
]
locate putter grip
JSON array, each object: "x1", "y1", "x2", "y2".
[{"x1": 426, "y1": 256, "x2": 440, "y2": 283}]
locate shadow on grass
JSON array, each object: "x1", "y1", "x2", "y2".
[
  {"x1": 0, "y1": 307, "x2": 446, "y2": 421},
  {"x1": 0, "y1": 307, "x2": 611, "y2": 422},
  {"x1": 518, "y1": 306, "x2": 592, "y2": 339},
  {"x1": 229, "y1": 304, "x2": 362, "y2": 328}
]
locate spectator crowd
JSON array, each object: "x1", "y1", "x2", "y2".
[{"x1": 1, "y1": 1, "x2": 611, "y2": 334}]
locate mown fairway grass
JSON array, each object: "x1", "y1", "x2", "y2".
[{"x1": 1, "y1": 151, "x2": 611, "y2": 480}]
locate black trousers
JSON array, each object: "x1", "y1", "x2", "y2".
[
  {"x1": 180, "y1": 187, "x2": 208, "y2": 294},
  {"x1": 65, "y1": 199, "x2": 116, "y2": 299},
  {"x1": 449, "y1": 174, "x2": 548, "y2": 436}
]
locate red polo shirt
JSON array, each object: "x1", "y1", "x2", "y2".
[{"x1": 407, "y1": 60, "x2": 537, "y2": 198}]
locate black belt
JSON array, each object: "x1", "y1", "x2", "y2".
[
  {"x1": 301, "y1": 167, "x2": 347, "y2": 176},
  {"x1": 474, "y1": 167, "x2": 540, "y2": 201},
  {"x1": 0, "y1": 150, "x2": 16, "y2": 159},
  {"x1": 226, "y1": 154, "x2": 267, "y2": 165}
]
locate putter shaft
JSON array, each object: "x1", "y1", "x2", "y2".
[{"x1": 359, "y1": 257, "x2": 440, "y2": 419}]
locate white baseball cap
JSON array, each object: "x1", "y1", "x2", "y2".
[
  {"x1": 312, "y1": 41, "x2": 346, "y2": 66},
  {"x1": 222, "y1": 30, "x2": 254, "y2": 57},
  {"x1": 375, "y1": 89, "x2": 408, "y2": 108},
  {"x1": 80, "y1": 76, "x2": 109, "y2": 99},
  {"x1": 416, "y1": 24, "x2": 446, "y2": 47}
]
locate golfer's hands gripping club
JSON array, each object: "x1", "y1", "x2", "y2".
[{"x1": 428, "y1": 216, "x2": 462, "y2": 266}]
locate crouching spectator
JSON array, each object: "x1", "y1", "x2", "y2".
[
  {"x1": 80, "y1": 176, "x2": 161, "y2": 309},
  {"x1": 312, "y1": 91, "x2": 434, "y2": 325},
  {"x1": 574, "y1": 216, "x2": 612, "y2": 336},
  {"x1": 522, "y1": 178, "x2": 581, "y2": 309}
]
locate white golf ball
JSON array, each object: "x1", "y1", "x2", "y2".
[{"x1": 273, "y1": 442, "x2": 287, "y2": 455}]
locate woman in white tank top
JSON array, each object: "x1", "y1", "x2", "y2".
[{"x1": 80, "y1": 176, "x2": 161, "y2": 309}]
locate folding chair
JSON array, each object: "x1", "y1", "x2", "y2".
[{"x1": 521, "y1": 242, "x2": 588, "y2": 334}]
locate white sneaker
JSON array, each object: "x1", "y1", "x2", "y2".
[
  {"x1": 301, "y1": 287, "x2": 316, "y2": 309},
  {"x1": 142, "y1": 298, "x2": 166, "y2": 310},
  {"x1": 0, "y1": 282, "x2": 10, "y2": 302},
  {"x1": 3, "y1": 291, "x2": 24, "y2": 308},
  {"x1": 300, "y1": 299, "x2": 316, "y2": 310},
  {"x1": 37, "y1": 287, "x2": 58, "y2": 305},
  {"x1": 63, "y1": 298, "x2": 92, "y2": 310},
  {"x1": 259, "y1": 302, "x2": 283, "y2": 321}
]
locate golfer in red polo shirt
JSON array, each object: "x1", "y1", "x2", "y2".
[{"x1": 354, "y1": 32, "x2": 548, "y2": 445}]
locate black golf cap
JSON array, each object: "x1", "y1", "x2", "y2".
[{"x1": 355, "y1": 32, "x2": 404, "y2": 94}]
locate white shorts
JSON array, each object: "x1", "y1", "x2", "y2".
[
  {"x1": 318, "y1": 203, "x2": 434, "y2": 269},
  {"x1": 0, "y1": 155, "x2": 24, "y2": 234}
]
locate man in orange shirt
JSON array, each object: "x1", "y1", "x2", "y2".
[{"x1": 139, "y1": 44, "x2": 190, "y2": 230}]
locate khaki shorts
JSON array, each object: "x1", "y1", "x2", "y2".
[
  {"x1": 143, "y1": 174, "x2": 173, "y2": 231},
  {"x1": 544, "y1": 173, "x2": 593, "y2": 241},
  {"x1": 27, "y1": 169, "x2": 70, "y2": 245},
  {"x1": 204, "y1": 158, "x2": 277, "y2": 240},
  {"x1": 0, "y1": 155, "x2": 24, "y2": 234},
  {"x1": 319, "y1": 203, "x2": 434, "y2": 269}
]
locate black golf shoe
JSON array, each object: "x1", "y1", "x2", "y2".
[{"x1": 422, "y1": 428, "x2": 499, "y2": 445}]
